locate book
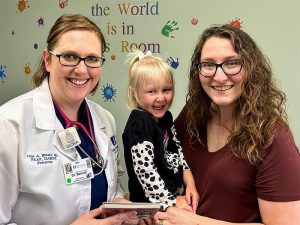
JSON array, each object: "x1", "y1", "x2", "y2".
[{"x1": 101, "y1": 202, "x2": 160, "y2": 219}]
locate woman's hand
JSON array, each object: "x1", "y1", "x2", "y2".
[
  {"x1": 182, "y1": 170, "x2": 199, "y2": 213},
  {"x1": 70, "y1": 206, "x2": 138, "y2": 225},
  {"x1": 137, "y1": 218, "x2": 157, "y2": 225},
  {"x1": 185, "y1": 184, "x2": 199, "y2": 213},
  {"x1": 175, "y1": 196, "x2": 193, "y2": 212},
  {"x1": 156, "y1": 207, "x2": 196, "y2": 225},
  {"x1": 113, "y1": 197, "x2": 131, "y2": 203}
]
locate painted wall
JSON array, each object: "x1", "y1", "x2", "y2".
[{"x1": 1, "y1": 0, "x2": 300, "y2": 190}]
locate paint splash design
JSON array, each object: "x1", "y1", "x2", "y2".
[
  {"x1": 0, "y1": 65, "x2": 7, "y2": 83},
  {"x1": 101, "y1": 84, "x2": 117, "y2": 102},
  {"x1": 16, "y1": 0, "x2": 30, "y2": 13},
  {"x1": 228, "y1": 18, "x2": 243, "y2": 29},
  {"x1": 24, "y1": 63, "x2": 31, "y2": 75}
]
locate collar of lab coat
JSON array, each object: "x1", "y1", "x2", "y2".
[
  {"x1": 32, "y1": 79, "x2": 109, "y2": 161},
  {"x1": 32, "y1": 79, "x2": 57, "y2": 130}
]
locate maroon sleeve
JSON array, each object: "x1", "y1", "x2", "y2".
[{"x1": 256, "y1": 124, "x2": 300, "y2": 201}]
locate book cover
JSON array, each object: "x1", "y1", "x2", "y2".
[{"x1": 101, "y1": 202, "x2": 160, "y2": 219}]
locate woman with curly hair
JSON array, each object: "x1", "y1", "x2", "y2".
[{"x1": 157, "y1": 24, "x2": 300, "y2": 224}]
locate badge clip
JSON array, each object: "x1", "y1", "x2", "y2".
[{"x1": 58, "y1": 127, "x2": 81, "y2": 150}]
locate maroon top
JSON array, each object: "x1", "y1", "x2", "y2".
[{"x1": 174, "y1": 106, "x2": 300, "y2": 223}]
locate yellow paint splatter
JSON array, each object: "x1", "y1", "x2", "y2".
[
  {"x1": 24, "y1": 63, "x2": 31, "y2": 75},
  {"x1": 17, "y1": 0, "x2": 30, "y2": 13}
]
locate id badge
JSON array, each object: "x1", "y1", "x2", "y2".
[{"x1": 63, "y1": 158, "x2": 94, "y2": 185}]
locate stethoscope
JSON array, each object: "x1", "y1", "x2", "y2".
[{"x1": 54, "y1": 99, "x2": 107, "y2": 176}]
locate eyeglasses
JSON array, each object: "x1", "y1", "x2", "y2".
[
  {"x1": 196, "y1": 59, "x2": 242, "y2": 77},
  {"x1": 48, "y1": 50, "x2": 105, "y2": 68}
]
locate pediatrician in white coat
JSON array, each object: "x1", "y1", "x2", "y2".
[{"x1": 0, "y1": 14, "x2": 137, "y2": 225}]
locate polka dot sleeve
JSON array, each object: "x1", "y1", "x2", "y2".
[{"x1": 130, "y1": 141, "x2": 176, "y2": 210}]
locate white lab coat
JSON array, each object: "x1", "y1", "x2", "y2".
[{"x1": 0, "y1": 80, "x2": 125, "y2": 225}]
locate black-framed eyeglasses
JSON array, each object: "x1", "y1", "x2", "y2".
[
  {"x1": 196, "y1": 59, "x2": 242, "y2": 77},
  {"x1": 48, "y1": 50, "x2": 105, "y2": 68}
]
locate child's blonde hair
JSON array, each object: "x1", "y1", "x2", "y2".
[{"x1": 126, "y1": 50, "x2": 174, "y2": 110}]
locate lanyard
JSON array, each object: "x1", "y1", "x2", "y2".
[{"x1": 53, "y1": 99, "x2": 99, "y2": 157}]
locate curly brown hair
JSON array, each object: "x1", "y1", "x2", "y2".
[
  {"x1": 187, "y1": 24, "x2": 289, "y2": 164},
  {"x1": 31, "y1": 14, "x2": 106, "y2": 94}
]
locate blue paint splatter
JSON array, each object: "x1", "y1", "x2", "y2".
[
  {"x1": 0, "y1": 65, "x2": 7, "y2": 83},
  {"x1": 167, "y1": 56, "x2": 179, "y2": 69},
  {"x1": 101, "y1": 84, "x2": 116, "y2": 102}
]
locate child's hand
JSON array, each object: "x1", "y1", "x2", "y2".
[
  {"x1": 175, "y1": 196, "x2": 193, "y2": 212},
  {"x1": 185, "y1": 185, "x2": 199, "y2": 213}
]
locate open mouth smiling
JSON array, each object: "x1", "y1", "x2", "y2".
[
  {"x1": 212, "y1": 85, "x2": 233, "y2": 91},
  {"x1": 153, "y1": 105, "x2": 165, "y2": 110},
  {"x1": 68, "y1": 78, "x2": 90, "y2": 86}
]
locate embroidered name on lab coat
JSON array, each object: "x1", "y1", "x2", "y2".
[{"x1": 26, "y1": 152, "x2": 59, "y2": 166}]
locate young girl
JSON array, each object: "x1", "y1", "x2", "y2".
[{"x1": 122, "y1": 50, "x2": 199, "y2": 212}]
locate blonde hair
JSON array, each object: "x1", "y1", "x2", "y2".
[
  {"x1": 126, "y1": 50, "x2": 174, "y2": 110},
  {"x1": 32, "y1": 14, "x2": 105, "y2": 94}
]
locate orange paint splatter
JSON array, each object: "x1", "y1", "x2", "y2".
[
  {"x1": 24, "y1": 63, "x2": 31, "y2": 75},
  {"x1": 17, "y1": 0, "x2": 30, "y2": 13},
  {"x1": 111, "y1": 55, "x2": 116, "y2": 60}
]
